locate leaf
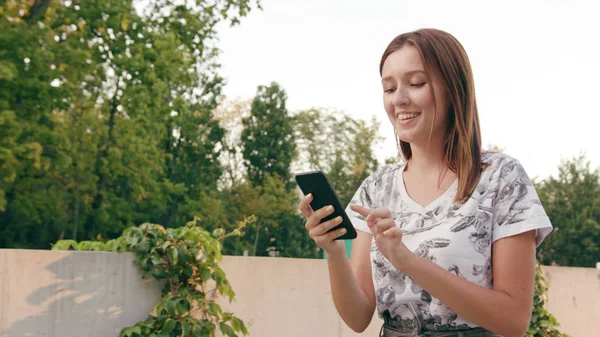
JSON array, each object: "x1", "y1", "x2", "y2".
[
  {"x1": 151, "y1": 269, "x2": 168, "y2": 279},
  {"x1": 160, "y1": 241, "x2": 172, "y2": 251},
  {"x1": 127, "y1": 230, "x2": 142, "y2": 246},
  {"x1": 135, "y1": 238, "x2": 151, "y2": 254},
  {"x1": 208, "y1": 302, "x2": 222, "y2": 316},
  {"x1": 120, "y1": 327, "x2": 133, "y2": 337},
  {"x1": 167, "y1": 247, "x2": 178, "y2": 265},
  {"x1": 0, "y1": 61, "x2": 18, "y2": 81},
  {"x1": 219, "y1": 322, "x2": 236, "y2": 337},
  {"x1": 200, "y1": 268, "x2": 211, "y2": 281},
  {"x1": 77, "y1": 241, "x2": 94, "y2": 251},
  {"x1": 151, "y1": 255, "x2": 163, "y2": 266},
  {"x1": 160, "y1": 319, "x2": 177, "y2": 335},
  {"x1": 51, "y1": 240, "x2": 78, "y2": 251},
  {"x1": 178, "y1": 247, "x2": 189, "y2": 263},
  {"x1": 121, "y1": 18, "x2": 130, "y2": 31},
  {"x1": 531, "y1": 313, "x2": 539, "y2": 323},
  {"x1": 212, "y1": 267, "x2": 227, "y2": 286},
  {"x1": 166, "y1": 300, "x2": 177, "y2": 316},
  {"x1": 212, "y1": 228, "x2": 225, "y2": 238},
  {"x1": 231, "y1": 317, "x2": 241, "y2": 331},
  {"x1": 177, "y1": 302, "x2": 188, "y2": 316},
  {"x1": 181, "y1": 320, "x2": 191, "y2": 336},
  {"x1": 229, "y1": 317, "x2": 247, "y2": 334}
]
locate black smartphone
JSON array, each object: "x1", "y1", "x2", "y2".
[{"x1": 295, "y1": 170, "x2": 357, "y2": 240}]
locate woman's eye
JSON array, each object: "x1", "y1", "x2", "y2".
[
  {"x1": 384, "y1": 88, "x2": 396, "y2": 93},
  {"x1": 410, "y1": 83, "x2": 426, "y2": 88}
]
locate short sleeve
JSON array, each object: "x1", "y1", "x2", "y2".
[
  {"x1": 344, "y1": 173, "x2": 380, "y2": 234},
  {"x1": 491, "y1": 159, "x2": 553, "y2": 246}
]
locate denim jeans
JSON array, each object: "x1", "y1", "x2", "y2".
[{"x1": 379, "y1": 323, "x2": 502, "y2": 337}]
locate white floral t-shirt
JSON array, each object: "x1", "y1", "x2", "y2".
[{"x1": 345, "y1": 152, "x2": 553, "y2": 333}]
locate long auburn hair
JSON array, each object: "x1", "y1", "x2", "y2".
[{"x1": 379, "y1": 28, "x2": 483, "y2": 203}]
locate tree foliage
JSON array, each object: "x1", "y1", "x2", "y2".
[
  {"x1": 0, "y1": 0, "x2": 260, "y2": 247},
  {"x1": 292, "y1": 107, "x2": 382, "y2": 206},
  {"x1": 241, "y1": 82, "x2": 296, "y2": 186},
  {"x1": 535, "y1": 155, "x2": 600, "y2": 267}
]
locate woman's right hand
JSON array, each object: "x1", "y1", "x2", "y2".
[{"x1": 298, "y1": 193, "x2": 347, "y2": 255}]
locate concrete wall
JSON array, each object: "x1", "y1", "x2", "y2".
[
  {"x1": 215, "y1": 255, "x2": 383, "y2": 337},
  {"x1": 0, "y1": 249, "x2": 161, "y2": 337},
  {"x1": 0, "y1": 249, "x2": 597, "y2": 337},
  {"x1": 541, "y1": 266, "x2": 600, "y2": 336}
]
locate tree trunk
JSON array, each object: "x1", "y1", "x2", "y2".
[
  {"x1": 26, "y1": 0, "x2": 51, "y2": 28},
  {"x1": 73, "y1": 178, "x2": 80, "y2": 241},
  {"x1": 91, "y1": 76, "x2": 120, "y2": 230},
  {"x1": 252, "y1": 221, "x2": 261, "y2": 256}
]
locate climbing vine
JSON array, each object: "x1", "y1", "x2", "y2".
[{"x1": 53, "y1": 216, "x2": 255, "y2": 337}]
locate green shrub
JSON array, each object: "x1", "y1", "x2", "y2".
[
  {"x1": 53, "y1": 216, "x2": 255, "y2": 337},
  {"x1": 526, "y1": 262, "x2": 568, "y2": 337}
]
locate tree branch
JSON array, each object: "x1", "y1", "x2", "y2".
[{"x1": 26, "y1": 0, "x2": 51, "y2": 28}]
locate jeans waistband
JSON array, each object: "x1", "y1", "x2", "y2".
[{"x1": 379, "y1": 323, "x2": 500, "y2": 337}]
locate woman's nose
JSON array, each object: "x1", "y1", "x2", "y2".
[{"x1": 393, "y1": 88, "x2": 410, "y2": 106}]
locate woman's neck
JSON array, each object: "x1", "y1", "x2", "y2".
[{"x1": 405, "y1": 140, "x2": 447, "y2": 175}]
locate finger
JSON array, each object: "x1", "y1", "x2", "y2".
[
  {"x1": 310, "y1": 215, "x2": 343, "y2": 237},
  {"x1": 381, "y1": 227, "x2": 403, "y2": 239},
  {"x1": 320, "y1": 227, "x2": 347, "y2": 243},
  {"x1": 368, "y1": 216, "x2": 392, "y2": 237},
  {"x1": 375, "y1": 218, "x2": 395, "y2": 234},
  {"x1": 298, "y1": 193, "x2": 314, "y2": 218},
  {"x1": 349, "y1": 204, "x2": 370, "y2": 217},
  {"x1": 368, "y1": 208, "x2": 393, "y2": 220},
  {"x1": 306, "y1": 204, "x2": 335, "y2": 231},
  {"x1": 365, "y1": 213, "x2": 383, "y2": 226},
  {"x1": 367, "y1": 215, "x2": 379, "y2": 237}
]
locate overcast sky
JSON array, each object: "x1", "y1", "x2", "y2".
[{"x1": 214, "y1": 0, "x2": 600, "y2": 180}]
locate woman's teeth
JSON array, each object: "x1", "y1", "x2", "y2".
[{"x1": 398, "y1": 113, "x2": 420, "y2": 120}]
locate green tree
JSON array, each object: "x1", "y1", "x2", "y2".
[
  {"x1": 215, "y1": 173, "x2": 317, "y2": 257},
  {"x1": 0, "y1": 0, "x2": 105, "y2": 246},
  {"x1": 293, "y1": 108, "x2": 382, "y2": 206},
  {"x1": 0, "y1": 0, "x2": 261, "y2": 248},
  {"x1": 535, "y1": 155, "x2": 600, "y2": 267},
  {"x1": 241, "y1": 82, "x2": 296, "y2": 186},
  {"x1": 206, "y1": 97, "x2": 318, "y2": 258},
  {"x1": 270, "y1": 210, "x2": 320, "y2": 258},
  {"x1": 213, "y1": 98, "x2": 252, "y2": 190}
]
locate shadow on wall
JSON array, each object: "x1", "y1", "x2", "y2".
[{"x1": 0, "y1": 250, "x2": 161, "y2": 337}]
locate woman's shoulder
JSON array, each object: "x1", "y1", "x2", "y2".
[
  {"x1": 365, "y1": 161, "x2": 405, "y2": 185},
  {"x1": 481, "y1": 151, "x2": 526, "y2": 176},
  {"x1": 482, "y1": 151, "x2": 519, "y2": 166}
]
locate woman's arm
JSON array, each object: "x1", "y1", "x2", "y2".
[
  {"x1": 327, "y1": 231, "x2": 376, "y2": 333},
  {"x1": 399, "y1": 230, "x2": 536, "y2": 337},
  {"x1": 298, "y1": 195, "x2": 376, "y2": 333},
  {"x1": 350, "y1": 204, "x2": 537, "y2": 337}
]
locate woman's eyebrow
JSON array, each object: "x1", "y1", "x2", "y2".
[{"x1": 381, "y1": 70, "x2": 426, "y2": 82}]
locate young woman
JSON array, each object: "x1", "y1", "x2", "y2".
[{"x1": 298, "y1": 28, "x2": 553, "y2": 337}]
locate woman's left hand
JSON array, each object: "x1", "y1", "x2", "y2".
[{"x1": 349, "y1": 204, "x2": 415, "y2": 271}]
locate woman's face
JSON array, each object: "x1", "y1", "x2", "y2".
[{"x1": 381, "y1": 44, "x2": 449, "y2": 148}]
